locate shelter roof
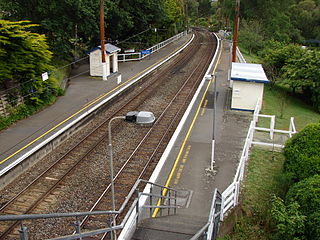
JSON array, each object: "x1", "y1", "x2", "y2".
[
  {"x1": 231, "y1": 62, "x2": 269, "y2": 84},
  {"x1": 86, "y1": 43, "x2": 121, "y2": 55}
]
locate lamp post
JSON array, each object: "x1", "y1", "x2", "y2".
[{"x1": 107, "y1": 111, "x2": 155, "y2": 239}]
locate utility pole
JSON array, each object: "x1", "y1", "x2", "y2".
[
  {"x1": 232, "y1": 0, "x2": 240, "y2": 62},
  {"x1": 100, "y1": 0, "x2": 107, "y2": 80}
]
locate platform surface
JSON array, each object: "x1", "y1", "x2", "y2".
[{"x1": 134, "y1": 40, "x2": 251, "y2": 239}]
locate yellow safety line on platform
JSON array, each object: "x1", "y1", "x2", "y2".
[
  {"x1": 152, "y1": 40, "x2": 223, "y2": 218},
  {"x1": 0, "y1": 36, "x2": 191, "y2": 166}
]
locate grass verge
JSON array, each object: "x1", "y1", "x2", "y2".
[{"x1": 217, "y1": 148, "x2": 286, "y2": 240}]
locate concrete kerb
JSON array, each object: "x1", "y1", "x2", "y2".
[
  {"x1": 0, "y1": 34, "x2": 195, "y2": 178},
  {"x1": 118, "y1": 32, "x2": 221, "y2": 240}
]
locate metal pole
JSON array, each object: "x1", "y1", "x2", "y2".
[
  {"x1": 232, "y1": 0, "x2": 240, "y2": 62},
  {"x1": 108, "y1": 116, "x2": 125, "y2": 240},
  {"x1": 211, "y1": 75, "x2": 217, "y2": 170},
  {"x1": 100, "y1": 0, "x2": 107, "y2": 80},
  {"x1": 19, "y1": 223, "x2": 28, "y2": 240}
]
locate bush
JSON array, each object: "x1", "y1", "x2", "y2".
[
  {"x1": 286, "y1": 175, "x2": 320, "y2": 216},
  {"x1": 271, "y1": 196, "x2": 306, "y2": 240},
  {"x1": 306, "y1": 211, "x2": 320, "y2": 239},
  {"x1": 283, "y1": 123, "x2": 320, "y2": 181}
]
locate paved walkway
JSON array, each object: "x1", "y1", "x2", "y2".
[{"x1": 0, "y1": 34, "x2": 191, "y2": 173}]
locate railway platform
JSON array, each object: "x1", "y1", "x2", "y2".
[
  {"x1": 131, "y1": 40, "x2": 251, "y2": 239},
  {"x1": 0, "y1": 33, "x2": 191, "y2": 178}
]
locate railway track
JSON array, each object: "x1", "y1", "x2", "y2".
[{"x1": 0, "y1": 29, "x2": 217, "y2": 239}]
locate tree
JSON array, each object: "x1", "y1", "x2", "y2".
[
  {"x1": 289, "y1": 0, "x2": 320, "y2": 40},
  {"x1": 1, "y1": 0, "x2": 100, "y2": 58},
  {"x1": 261, "y1": 42, "x2": 304, "y2": 81},
  {"x1": 0, "y1": 20, "x2": 59, "y2": 105},
  {"x1": 282, "y1": 50, "x2": 320, "y2": 110},
  {"x1": 0, "y1": 0, "x2": 175, "y2": 58},
  {"x1": 238, "y1": 19, "x2": 264, "y2": 54}
]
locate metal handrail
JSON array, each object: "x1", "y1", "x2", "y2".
[
  {"x1": 0, "y1": 179, "x2": 179, "y2": 239},
  {"x1": 189, "y1": 188, "x2": 222, "y2": 240},
  {"x1": 189, "y1": 223, "x2": 210, "y2": 240}
]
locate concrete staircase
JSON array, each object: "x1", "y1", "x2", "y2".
[{"x1": 132, "y1": 214, "x2": 207, "y2": 240}]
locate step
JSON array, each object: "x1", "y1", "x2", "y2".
[{"x1": 132, "y1": 214, "x2": 208, "y2": 240}]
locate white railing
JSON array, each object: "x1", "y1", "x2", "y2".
[
  {"x1": 118, "y1": 31, "x2": 187, "y2": 62},
  {"x1": 221, "y1": 99, "x2": 297, "y2": 219},
  {"x1": 236, "y1": 47, "x2": 246, "y2": 63}
]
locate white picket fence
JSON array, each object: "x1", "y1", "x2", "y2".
[
  {"x1": 118, "y1": 31, "x2": 187, "y2": 62},
  {"x1": 220, "y1": 99, "x2": 297, "y2": 219}
]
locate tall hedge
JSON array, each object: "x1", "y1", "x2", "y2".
[
  {"x1": 283, "y1": 123, "x2": 320, "y2": 181},
  {"x1": 285, "y1": 175, "x2": 320, "y2": 239}
]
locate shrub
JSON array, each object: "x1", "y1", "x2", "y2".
[
  {"x1": 283, "y1": 123, "x2": 320, "y2": 181},
  {"x1": 271, "y1": 196, "x2": 306, "y2": 240},
  {"x1": 285, "y1": 175, "x2": 320, "y2": 216},
  {"x1": 306, "y1": 211, "x2": 320, "y2": 239}
]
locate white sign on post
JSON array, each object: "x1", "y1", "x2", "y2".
[{"x1": 42, "y1": 72, "x2": 48, "y2": 81}]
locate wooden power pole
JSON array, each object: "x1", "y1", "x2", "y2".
[
  {"x1": 100, "y1": 0, "x2": 107, "y2": 80},
  {"x1": 232, "y1": 0, "x2": 240, "y2": 62}
]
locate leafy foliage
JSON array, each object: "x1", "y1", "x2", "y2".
[
  {"x1": 0, "y1": 0, "x2": 186, "y2": 58},
  {"x1": 271, "y1": 196, "x2": 306, "y2": 240},
  {"x1": 261, "y1": 42, "x2": 304, "y2": 83},
  {"x1": 0, "y1": 20, "x2": 60, "y2": 106},
  {"x1": 286, "y1": 175, "x2": 320, "y2": 216},
  {"x1": 283, "y1": 123, "x2": 320, "y2": 181},
  {"x1": 283, "y1": 175, "x2": 320, "y2": 239},
  {"x1": 306, "y1": 211, "x2": 320, "y2": 239},
  {"x1": 282, "y1": 50, "x2": 320, "y2": 110},
  {"x1": 238, "y1": 19, "x2": 264, "y2": 54}
]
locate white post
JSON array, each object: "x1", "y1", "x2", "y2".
[
  {"x1": 102, "y1": 62, "x2": 107, "y2": 81},
  {"x1": 211, "y1": 139, "x2": 215, "y2": 170},
  {"x1": 106, "y1": 55, "x2": 110, "y2": 76},
  {"x1": 270, "y1": 115, "x2": 275, "y2": 140},
  {"x1": 233, "y1": 182, "x2": 239, "y2": 206},
  {"x1": 113, "y1": 53, "x2": 118, "y2": 72}
]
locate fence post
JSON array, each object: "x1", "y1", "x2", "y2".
[
  {"x1": 233, "y1": 182, "x2": 239, "y2": 206},
  {"x1": 19, "y1": 223, "x2": 28, "y2": 240},
  {"x1": 73, "y1": 220, "x2": 82, "y2": 240},
  {"x1": 135, "y1": 188, "x2": 140, "y2": 224},
  {"x1": 220, "y1": 195, "x2": 225, "y2": 221},
  {"x1": 150, "y1": 185, "x2": 153, "y2": 217},
  {"x1": 270, "y1": 115, "x2": 275, "y2": 140}
]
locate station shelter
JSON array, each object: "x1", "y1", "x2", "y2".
[
  {"x1": 87, "y1": 43, "x2": 121, "y2": 77},
  {"x1": 230, "y1": 62, "x2": 269, "y2": 111}
]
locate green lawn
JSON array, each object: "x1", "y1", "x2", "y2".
[
  {"x1": 238, "y1": 47, "x2": 261, "y2": 64},
  {"x1": 259, "y1": 86, "x2": 320, "y2": 131}
]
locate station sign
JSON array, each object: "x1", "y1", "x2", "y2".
[{"x1": 140, "y1": 50, "x2": 151, "y2": 55}]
